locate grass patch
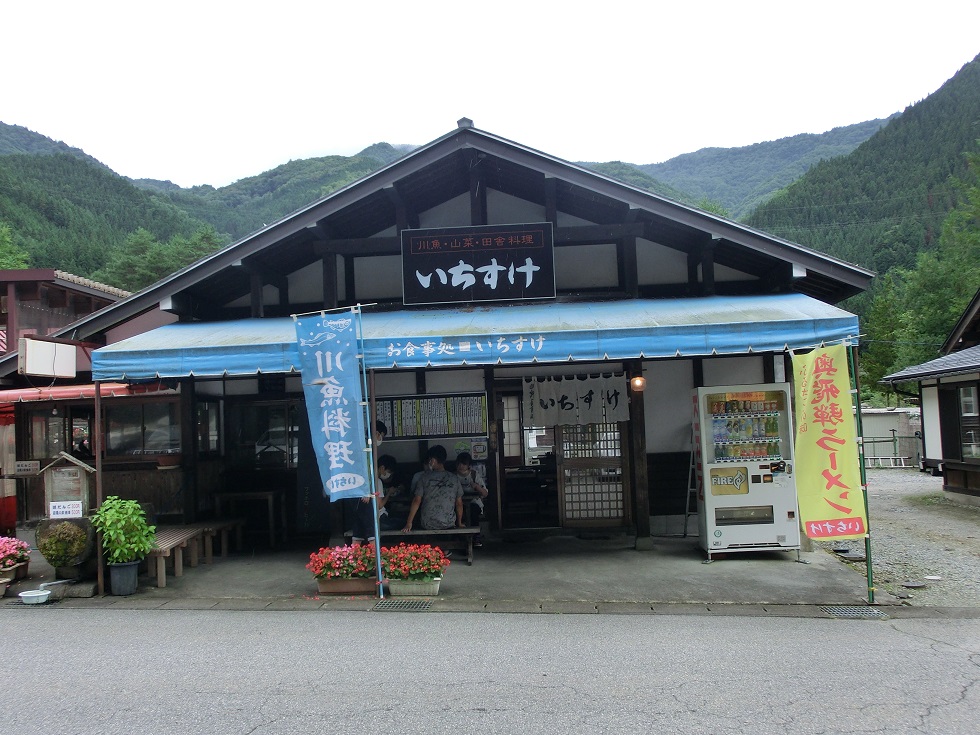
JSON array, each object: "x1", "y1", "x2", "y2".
[{"x1": 905, "y1": 492, "x2": 949, "y2": 508}]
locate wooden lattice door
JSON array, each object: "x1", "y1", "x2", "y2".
[{"x1": 555, "y1": 422, "x2": 630, "y2": 527}]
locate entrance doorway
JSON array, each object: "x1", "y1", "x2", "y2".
[{"x1": 497, "y1": 392, "x2": 630, "y2": 530}]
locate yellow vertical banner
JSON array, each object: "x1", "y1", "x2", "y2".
[{"x1": 792, "y1": 344, "x2": 868, "y2": 540}]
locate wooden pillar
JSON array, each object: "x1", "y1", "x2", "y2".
[
  {"x1": 179, "y1": 380, "x2": 197, "y2": 522},
  {"x1": 628, "y1": 360, "x2": 653, "y2": 547}
]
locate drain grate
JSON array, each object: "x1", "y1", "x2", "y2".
[
  {"x1": 821, "y1": 605, "x2": 889, "y2": 619},
  {"x1": 374, "y1": 599, "x2": 432, "y2": 612},
  {"x1": 5, "y1": 600, "x2": 58, "y2": 608}
]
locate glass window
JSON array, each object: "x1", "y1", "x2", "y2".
[
  {"x1": 105, "y1": 404, "x2": 143, "y2": 456},
  {"x1": 105, "y1": 401, "x2": 181, "y2": 456},
  {"x1": 196, "y1": 401, "x2": 220, "y2": 454},
  {"x1": 226, "y1": 400, "x2": 301, "y2": 469},
  {"x1": 960, "y1": 386, "x2": 980, "y2": 459},
  {"x1": 28, "y1": 410, "x2": 66, "y2": 458}
]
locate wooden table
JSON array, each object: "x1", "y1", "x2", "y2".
[{"x1": 215, "y1": 491, "x2": 285, "y2": 547}]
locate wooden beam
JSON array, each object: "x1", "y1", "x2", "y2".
[
  {"x1": 343, "y1": 255, "x2": 355, "y2": 304},
  {"x1": 250, "y1": 271, "x2": 264, "y2": 318},
  {"x1": 468, "y1": 151, "x2": 487, "y2": 226},
  {"x1": 385, "y1": 185, "x2": 416, "y2": 232},
  {"x1": 701, "y1": 237, "x2": 716, "y2": 296},
  {"x1": 544, "y1": 177, "x2": 558, "y2": 226},
  {"x1": 322, "y1": 254, "x2": 338, "y2": 309},
  {"x1": 619, "y1": 233, "x2": 638, "y2": 298}
]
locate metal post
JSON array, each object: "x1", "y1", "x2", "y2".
[
  {"x1": 93, "y1": 380, "x2": 105, "y2": 596},
  {"x1": 848, "y1": 344, "x2": 874, "y2": 604}
]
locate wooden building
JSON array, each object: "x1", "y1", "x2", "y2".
[
  {"x1": 0, "y1": 121, "x2": 873, "y2": 545},
  {"x1": 882, "y1": 287, "x2": 980, "y2": 503}
]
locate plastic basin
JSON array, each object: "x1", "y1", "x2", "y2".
[{"x1": 19, "y1": 589, "x2": 51, "y2": 605}]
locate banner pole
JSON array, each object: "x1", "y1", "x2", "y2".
[
  {"x1": 355, "y1": 305, "x2": 384, "y2": 599},
  {"x1": 847, "y1": 341, "x2": 874, "y2": 604}
]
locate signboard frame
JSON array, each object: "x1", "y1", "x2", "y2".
[{"x1": 401, "y1": 222, "x2": 555, "y2": 306}]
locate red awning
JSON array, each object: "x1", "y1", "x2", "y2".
[{"x1": 0, "y1": 382, "x2": 174, "y2": 404}]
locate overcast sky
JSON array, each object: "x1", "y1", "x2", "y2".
[{"x1": 3, "y1": 1, "x2": 978, "y2": 188}]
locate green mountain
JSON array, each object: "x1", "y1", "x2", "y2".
[
  {"x1": 746, "y1": 53, "x2": 980, "y2": 276},
  {"x1": 1, "y1": 46, "x2": 976, "y2": 296},
  {"x1": 152, "y1": 153, "x2": 389, "y2": 240},
  {"x1": 636, "y1": 117, "x2": 898, "y2": 219},
  {"x1": 580, "y1": 161, "x2": 697, "y2": 205},
  {"x1": 0, "y1": 152, "x2": 209, "y2": 275},
  {"x1": 0, "y1": 122, "x2": 111, "y2": 171}
]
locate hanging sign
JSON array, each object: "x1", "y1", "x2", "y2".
[
  {"x1": 294, "y1": 309, "x2": 371, "y2": 502},
  {"x1": 522, "y1": 375, "x2": 629, "y2": 426},
  {"x1": 401, "y1": 223, "x2": 555, "y2": 305},
  {"x1": 793, "y1": 344, "x2": 867, "y2": 539}
]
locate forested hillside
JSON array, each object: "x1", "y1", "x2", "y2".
[
  {"x1": 0, "y1": 122, "x2": 109, "y2": 171},
  {"x1": 153, "y1": 153, "x2": 389, "y2": 240},
  {"x1": 580, "y1": 161, "x2": 697, "y2": 205},
  {"x1": 0, "y1": 153, "x2": 209, "y2": 275},
  {"x1": 638, "y1": 117, "x2": 896, "y2": 219},
  {"x1": 747, "y1": 54, "x2": 980, "y2": 276}
]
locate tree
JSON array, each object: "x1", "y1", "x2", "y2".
[
  {"x1": 882, "y1": 147, "x2": 980, "y2": 376},
  {"x1": 0, "y1": 220, "x2": 30, "y2": 269},
  {"x1": 93, "y1": 225, "x2": 229, "y2": 292}
]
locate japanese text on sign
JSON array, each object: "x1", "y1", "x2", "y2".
[
  {"x1": 792, "y1": 344, "x2": 867, "y2": 540},
  {"x1": 295, "y1": 312, "x2": 371, "y2": 502},
  {"x1": 402, "y1": 223, "x2": 556, "y2": 305},
  {"x1": 386, "y1": 334, "x2": 547, "y2": 363}
]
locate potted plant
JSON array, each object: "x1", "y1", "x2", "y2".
[
  {"x1": 381, "y1": 543, "x2": 450, "y2": 596},
  {"x1": 91, "y1": 496, "x2": 156, "y2": 596},
  {"x1": 0, "y1": 535, "x2": 31, "y2": 580},
  {"x1": 306, "y1": 543, "x2": 379, "y2": 595}
]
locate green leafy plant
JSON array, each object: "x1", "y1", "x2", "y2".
[
  {"x1": 91, "y1": 496, "x2": 156, "y2": 564},
  {"x1": 36, "y1": 522, "x2": 88, "y2": 568}
]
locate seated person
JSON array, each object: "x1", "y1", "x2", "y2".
[
  {"x1": 376, "y1": 454, "x2": 408, "y2": 531},
  {"x1": 351, "y1": 453, "x2": 406, "y2": 544},
  {"x1": 403, "y1": 445, "x2": 463, "y2": 532},
  {"x1": 453, "y1": 451, "x2": 489, "y2": 526}
]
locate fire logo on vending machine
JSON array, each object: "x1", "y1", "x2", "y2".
[{"x1": 709, "y1": 466, "x2": 749, "y2": 495}]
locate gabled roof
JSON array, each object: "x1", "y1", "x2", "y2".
[
  {"x1": 882, "y1": 344, "x2": 980, "y2": 384},
  {"x1": 942, "y1": 287, "x2": 980, "y2": 353},
  {"x1": 0, "y1": 124, "x2": 874, "y2": 380}
]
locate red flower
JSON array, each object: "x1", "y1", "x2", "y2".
[
  {"x1": 306, "y1": 544, "x2": 378, "y2": 579},
  {"x1": 380, "y1": 543, "x2": 450, "y2": 581}
]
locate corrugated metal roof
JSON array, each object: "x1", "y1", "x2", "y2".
[
  {"x1": 882, "y1": 344, "x2": 980, "y2": 383},
  {"x1": 92, "y1": 293, "x2": 859, "y2": 380}
]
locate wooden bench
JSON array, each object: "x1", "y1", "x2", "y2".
[
  {"x1": 148, "y1": 526, "x2": 204, "y2": 588},
  {"x1": 344, "y1": 527, "x2": 480, "y2": 565},
  {"x1": 184, "y1": 518, "x2": 246, "y2": 564}
]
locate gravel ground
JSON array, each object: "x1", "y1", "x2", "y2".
[{"x1": 815, "y1": 468, "x2": 980, "y2": 607}]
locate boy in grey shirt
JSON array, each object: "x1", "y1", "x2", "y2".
[{"x1": 404, "y1": 445, "x2": 464, "y2": 531}]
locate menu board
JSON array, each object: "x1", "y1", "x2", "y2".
[{"x1": 375, "y1": 392, "x2": 488, "y2": 440}]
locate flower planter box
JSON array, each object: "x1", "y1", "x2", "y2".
[
  {"x1": 316, "y1": 577, "x2": 378, "y2": 595},
  {"x1": 387, "y1": 577, "x2": 441, "y2": 596},
  {"x1": 0, "y1": 561, "x2": 27, "y2": 580}
]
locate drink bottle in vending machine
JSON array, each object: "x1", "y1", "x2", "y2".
[{"x1": 692, "y1": 383, "x2": 800, "y2": 560}]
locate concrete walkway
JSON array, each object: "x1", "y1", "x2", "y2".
[{"x1": 11, "y1": 527, "x2": 977, "y2": 618}]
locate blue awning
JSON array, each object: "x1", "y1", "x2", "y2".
[{"x1": 92, "y1": 293, "x2": 859, "y2": 381}]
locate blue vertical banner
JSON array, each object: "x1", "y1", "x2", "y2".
[{"x1": 294, "y1": 308, "x2": 371, "y2": 502}]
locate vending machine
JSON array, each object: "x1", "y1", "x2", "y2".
[{"x1": 692, "y1": 383, "x2": 800, "y2": 560}]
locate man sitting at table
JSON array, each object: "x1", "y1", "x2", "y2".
[{"x1": 403, "y1": 445, "x2": 464, "y2": 532}]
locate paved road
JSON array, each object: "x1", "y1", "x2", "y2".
[{"x1": 4, "y1": 607, "x2": 979, "y2": 734}]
